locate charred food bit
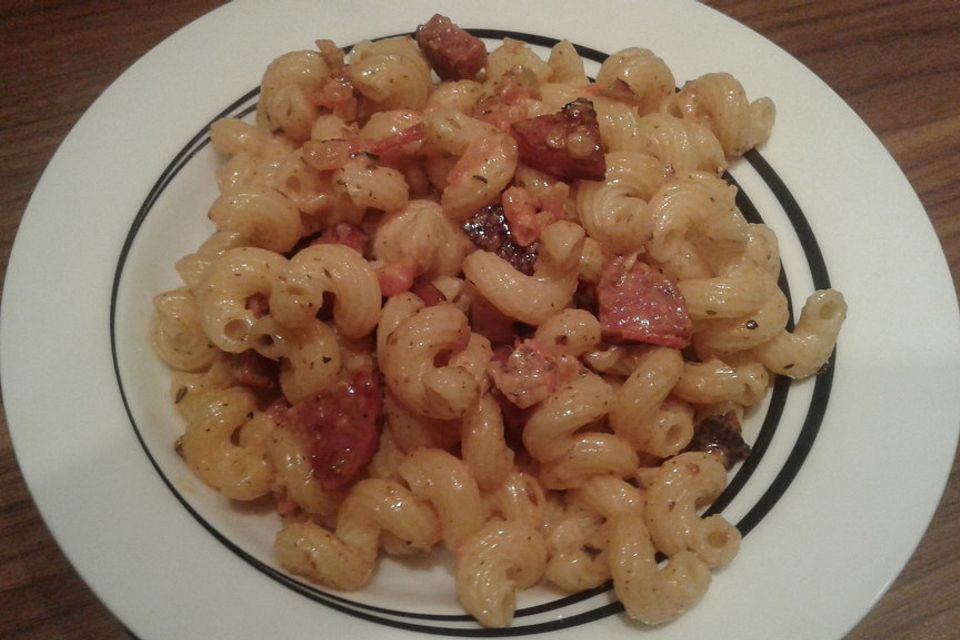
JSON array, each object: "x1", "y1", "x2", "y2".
[
  {"x1": 463, "y1": 203, "x2": 539, "y2": 275},
  {"x1": 685, "y1": 413, "x2": 751, "y2": 470}
]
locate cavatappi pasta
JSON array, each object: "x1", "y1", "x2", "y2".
[{"x1": 150, "y1": 14, "x2": 846, "y2": 629}]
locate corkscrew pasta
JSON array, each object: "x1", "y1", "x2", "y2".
[{"x1": 150, "y1": 14, "x2": 846, "y2": 629}]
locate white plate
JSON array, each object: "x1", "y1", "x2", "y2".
[{"x1": 3, "y1": 1, "x2": 959, "y2": 638}]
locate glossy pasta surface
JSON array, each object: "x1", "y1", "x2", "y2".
[{"x1": 150, "y1": 14, "x2": 845, "y2": 629}]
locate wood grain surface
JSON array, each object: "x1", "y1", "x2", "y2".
[{"x1": 1, "y1": 2, "x2": 957, "y2": 638}]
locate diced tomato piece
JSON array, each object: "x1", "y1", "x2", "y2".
[
  {"x1": 310, "y1": 222, "x2": 369, "y2": 257},
  {"x1": 409, "y1": 276, "x2": 446, "y2": 306},
  {"x1": 596, "y1": 257, "x2": 693, "y2": 349},
  {"x1": 306, "y1": 68, "x2": 358, "y2": 121},
  {"x1": 510, "y1": 98, "x2": 606, "y2": 181},
  {"x1": 490, "y1": 387, "x2": 531, "y2": 444},
  {"x1": 370, "y1": 123, "x2": 427, "y2": 164},
  {"x1": 415, "y1": 14, "x2": 487, "y2": 81},
  {"x1": 376, "y1": 259, "x2": 416, "y2": 297},
  {"x1": 282, "y1": 372, "x2": 383, "y2": 490},
  {"x1": 469, "y1": 292, "x2": 517, "y2": 346},
  {"x1": 275, "y1": 490, "x2": 300, "y2": 518},
  {"x1": 501, "y1": 185, "x2": 564, "y2": 246},
  {"x1": 473, "y1": 70, "x2": 541, "y2": 131},
  {"x1": 488, "y1": 339, "x2": 566, "y2": 409},
  {"x1": 596, "y1": 79, "x2": 642, "y2": 105},
  {"x1": 302, "y1": 125, "x2": 424, "y2": 172},
  {"x1": 302, "y1": 138, "x2": 355, "y2": 172},
  {"x1": 227, "y1": 350, "x2": 278, "y2": 389}
]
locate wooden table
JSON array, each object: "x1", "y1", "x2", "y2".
[{"x1": 1, "y1": 2, "x2": 957, "y2": 638}]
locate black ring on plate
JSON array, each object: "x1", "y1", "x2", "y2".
[{"x1": 110, "y1": 28, "x2": 835, "y2": 635}]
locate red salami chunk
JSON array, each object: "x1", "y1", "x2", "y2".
[
  {"x1": 597, "y1": 258, "x2": 693, "y2": 349},
  {"x1": 510, "y1": 98, "x2": 606, "y2": 181},
  {"x1": 283, "y1": 372, "x2": 383, "y2": 490},
  {"x1": 416, "y1": 14, "x2": 487, "y2": 81}
]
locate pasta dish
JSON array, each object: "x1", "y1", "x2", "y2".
[{"x1": 150, "y1": 14, "x2": 846, "y2": 628}]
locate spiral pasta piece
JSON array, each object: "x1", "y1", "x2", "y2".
[
  {"x1": 547, "y1": 39, "x2": 589, "y2": 85},
  {"x1": 383, "y1": 391, "x2": 459, "y2": 454},
  {"x1": 643, "y1": 452, "x2": 741, "y2": 569},
  {"x1": 596, "y1": 47, "x2": 675, "y2": 114},
  {"x1": 752, "y1": 289, "x2": 847, "y2": 377},
  {"x1": 379, "y1": 303, "x2": 479, "y2": 419},
  {"x1": 543, "y1": 500, "x2": 609, "y2": 592},
  {"x1": 350, "y1": 37, "x2": 433, "y2": 112},
  {"x1": 198, "y1": 247, "x2": 288, "y2": 353},
  {"x1": 663, "y1": 72, "x2": 775, "y2": 157},
  {"x1": 486, "y1": 37, "x2": 552, "y2": 84},
  {"x1": 647, "y1": 171, "x2": 748, "y2": 265},
  {"x1": 456, "y1": 519, "x2": 548, "y2": 628},
  {"x1": 576, "y1": 151, "x2": 667, "y2": 254},
  {"x1": 151, "y1": 287, "x2": 218, "y2": 372},
  {"x1": 486, "y1": 472, "x2": 546, "y2": 528},
  {"x1": 632, "y1": 111, "x2": 727, "y2": 175},
  {"x1": 274, "y1": 520, "x2": 377, "y2": 591},
  {"x1": 608, "y1": 515, "x2": 712, "y2": 625},
  {"x1": 461, "y1": 393, "x2": 514, "y2": 491},
  {"x1": 543, "y1": 475, "x2": 647, "y2": 591},
  {"x1": 258, "y1": 49, "x2": 331, "y2": 142},
  {"x1": 398, "y1": 448, "x2": 485, "y2": 550},
  {"x1": 179, "y1": 387, "x2": 274, "y2": 500},
  {"x1": 275, "y1": 477, "x2": 441, "y2": 590},
  {"x1": 208, "y1": 186, "x2": 303, "y2": 253},
  {"x1": 539, "y1": 432, "x2": 639, "y2": 490},
  {"x1": 533, "y1": 308, "x2": 602, "y2": 357},
  {"x1": 211, "y1": 118, "x2": 292, "y2": 158},
  {"x1": 270, "y1": 243, "x2": 382, "y2": 337},
  {"x1": 441, "y1": 131, "x2": 519, "y2": 222},
  {"x1": 692, "y1": 279, "x2": 790, "y2": 358},
  {"x1": 374, "y1": 199, "x2": 474, "y2": 278},
  {"x1": 523, "y1": 371, "x2": 613, "y2": 462},
  {"x1": 270, "y1": 318, "x2": 343, "y2": 404},
  {"x1": 610, "y1": 346, "x2": 688, "y2": 457}
]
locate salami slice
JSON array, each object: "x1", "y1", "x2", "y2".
[
  {"x1": 597, "y1": 258, "x2": 693, "y2": 348},
  {"x1": 510, "y1": 98, "x2": 606, "y2": 181},
  {"x1": 283, "y1": 372, "x2": 383, "y2": 489}
]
